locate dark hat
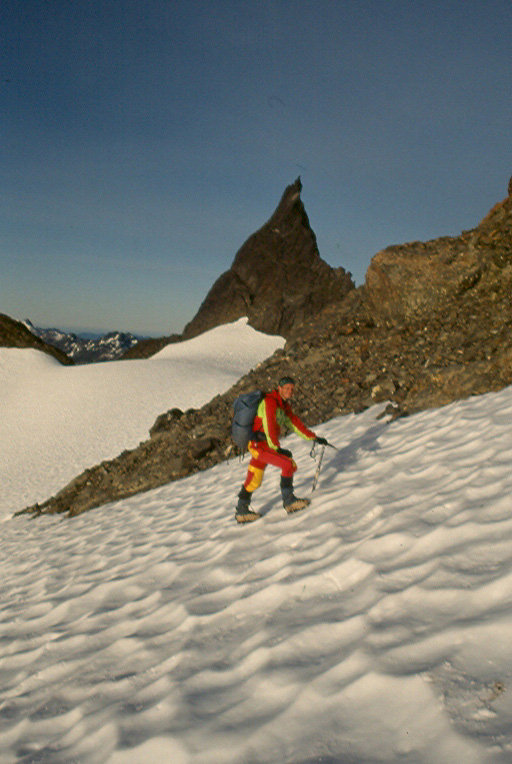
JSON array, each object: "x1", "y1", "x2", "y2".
[{"x1": 278, "y1": 376, "x2": 295, "y2": 387}]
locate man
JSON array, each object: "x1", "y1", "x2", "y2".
[{"x1": 235, "y1": 376, "x2": 327, "y2": 523}]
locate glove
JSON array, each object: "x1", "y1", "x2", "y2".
[
  {"x1": 277, "y1": 447, "x2": 293, "y2": 458},
  {"x1": 315, "y1": 436, "x2": 328, "y2": 446}
]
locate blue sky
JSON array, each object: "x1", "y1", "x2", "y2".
[{"x1": 2, "y1": 0, "x2": 511, "y2": 336}]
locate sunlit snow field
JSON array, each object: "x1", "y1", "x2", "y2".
[
  {"x1": 0, "y1": 318, "x2": 284, "y2": 517},
  {"x1": 1, "y1": 319, "x2": 512, "y2": 763}
]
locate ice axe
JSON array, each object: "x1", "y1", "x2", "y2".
[{"x1": 311, "y1": 440, "x2": 337, "y2": 492}]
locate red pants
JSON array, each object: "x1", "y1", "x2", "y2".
[{"x1": 243, "y1": 441, "x2": 297, "y2": 493}]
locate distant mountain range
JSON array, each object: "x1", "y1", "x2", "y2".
[{"x1": 22, "y1": 320, "x2": 143, "y2": 364}]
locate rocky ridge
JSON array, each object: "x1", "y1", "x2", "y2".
[
  {"x1": 17, "y1": 176, "x2": 512, "y2": 518},
  {"x1": 122, "y1": 333, "x2": 181, "y2": 360},
  {"x1": 0, "y1": 314, "x2": 74, "y2": 365}
]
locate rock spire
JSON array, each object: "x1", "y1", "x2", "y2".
[{"x1": 182, "y1": 178, "x2": 354, "y2": 339}]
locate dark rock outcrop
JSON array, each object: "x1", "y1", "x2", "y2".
[
  {"x1": 0, "y1": 314, "x2": 73, "y2": 365},
  {"x1": 121, "y1": 334, "x2": 182, "y2": 360},
  {"x1": 16, "y1": 176, "x2": 512, "y2": 518},
  {"x1": 182, "y1": 178, "x2": 355, "y2": 340}
]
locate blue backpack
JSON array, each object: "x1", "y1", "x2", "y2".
[{"x1": 231, "y1": 391, "x2": 264, "y2": 449}]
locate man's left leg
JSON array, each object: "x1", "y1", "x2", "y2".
[{"x1": 280, "y1": 475, "x2": 311, "y2": 513}]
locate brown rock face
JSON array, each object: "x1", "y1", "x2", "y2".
[
  {"x1": 365, "y1": 179, "x2": 512, "y2": 325},
  {"x1": 182, "y1": 178, "x2": 355, "y2": 339}
]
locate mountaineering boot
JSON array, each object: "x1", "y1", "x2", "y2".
[
  {"x1": 235, "y1": 487, "x2": 261, "y2": 524},
  {"x1": 280, "y1": 476, "x2": 311, "y2": 514}
]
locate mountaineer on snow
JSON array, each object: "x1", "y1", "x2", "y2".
[{"x1": 235, "y1": 376, "x2": 327, "y2": 523}]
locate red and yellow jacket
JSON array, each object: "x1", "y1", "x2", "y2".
[{"x1": 252, "y1": 389, "x2": 316, "y2": 450}]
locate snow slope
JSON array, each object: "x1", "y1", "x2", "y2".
[
  {"x1": 1, "y1": 320, "x2": 512, "y2": 763},
  {"x1": 0, "y1": 318, "x2": 284, "y2": 516}
]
